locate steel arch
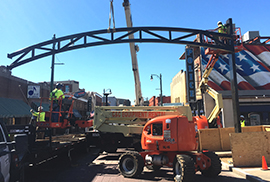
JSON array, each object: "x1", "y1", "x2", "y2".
[{"x1": 7, "y1": 26, "x2": 234, "y2": 70}]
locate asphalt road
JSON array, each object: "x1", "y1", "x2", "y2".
[{"x1": 24, "y1": 148, "x2": 251, "y2": 182}]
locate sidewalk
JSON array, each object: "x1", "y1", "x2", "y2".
[{"x1": 219, "y1": 153, "x2": 270, "y2": 182}]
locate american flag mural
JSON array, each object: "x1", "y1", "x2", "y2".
[{"x1": 201, "y1": 45, "x2": 270, "y2": 90}]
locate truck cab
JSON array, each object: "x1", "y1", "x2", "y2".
[
  {"x1": 141, "y1": 115, "x2": 198, "y2": 152},
  {"x1": 0, "y1": 120, "x2": 25, "y2": 182},
  {"x1": 0, "y1": 121, "x2": 12, "y2": 182}
]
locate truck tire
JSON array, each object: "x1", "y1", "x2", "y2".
[
  {"x1": 118, "y1": 151, "x2": 144, "y2": 178},
  {"x1": 201, "y1": 151, "x2": 221, "y2": 177},
  {"x1": 173, "y1": 154, "x2": 195, "y2": 182}
]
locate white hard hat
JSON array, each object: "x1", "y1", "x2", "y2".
[
  {"x1": 38, "y1": 106, "x2": 43, "y2": 111},
  {"x1": 240, "y1": 115, "x2": 244, "y2": 118},
  {"x1": 217, "y1": 21, "x2": 222, "y2": 25}
]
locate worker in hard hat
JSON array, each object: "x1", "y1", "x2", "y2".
[
  {"x1": 30, "y1": 106, "x2": 46, "y2": 138},
  {"x1": 240, "y1": 115, "x2": 246, "y2": 127},
  {"x1": 217, "y1": 21, "x2": 227, "y2": 34},
  {"x1": 216, "y1": 21, "x2": 228, "y2": 43},
  {"x1": 50, "y1": 83, "x2": 65, "y2": 122},
  {"x1": 50, "y1": 83, "x2": 65, "y2": 102},
  {"x1": 30, "y1": 106, "x2": 45, "y2": 123}
]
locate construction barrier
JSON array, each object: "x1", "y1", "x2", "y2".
[
  {"x1": 230, "y1": 131, "x2": 270, "y2": 167},
  {"x1": 198, "y1": 125, "x2": 270, "y2": 167},
  {"x1": 198, "y1": 125, "x2": 270, "y2": 151}
]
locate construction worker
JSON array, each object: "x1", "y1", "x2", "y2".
[
  {"x1": 50, "y1": 83, "x2": 65, "y2": 101},
  {"x1": 216, "y1": 21, "x2": 228, "y2": 43},
  {"x1": 217, "y1": 21, "x2": 227, "y2": 34},
  {"x1": 30, "y1": 106, "x2": 45, "y2": 122},
  {"x1": 30, "y1": 106, "x2": 46, "y2": 138},
  {"x1": 240, "y1": 115, "x2": 246, "y2": 127},
  {"x1": 50, "y1": 83, "x2": 65, "y2": 122}
]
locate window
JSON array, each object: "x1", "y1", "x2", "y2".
[
  {"x1": 0, "y1": 126, "x2": 5, "y2": 142},
  {"x1": 65, "y1": 85, "x2": 70, "y2": 93},
  {"x1": 152, "y1": 123, "x2": 163, "y2": 136}
]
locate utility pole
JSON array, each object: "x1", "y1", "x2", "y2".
[
  {"x1": 226, "y1": 18, "x2": 241, "y2": 133},
  {"x1": 50, "y1": 34, "x2": 56, "y2": 92},
  {"x1": 150, "y1": 73, "x2": 163, "y2": 106}
]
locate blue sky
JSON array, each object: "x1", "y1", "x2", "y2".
[{"x1": 1, "y1": 0, "x2": 269, "y2": 105}]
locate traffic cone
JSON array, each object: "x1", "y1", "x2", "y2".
[{"x1": 262, "y1": 156, "x2": 269, "y2": 170}]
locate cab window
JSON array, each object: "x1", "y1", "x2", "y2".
[
  {"x1": 0, "y1": 127, "x2": 5, "y2": 142},
  {"x1": 152, "y1": 123, "x2": 163, "y2": 136}
]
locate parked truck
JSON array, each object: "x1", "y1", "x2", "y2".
[
  {"x1": 5, "y1": 91, "x2": 93, "y2": 181},
  {"x1": 0, "y1": 120, "x2": 24, "y2": 182}
]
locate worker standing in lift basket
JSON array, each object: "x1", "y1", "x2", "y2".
[
  {"x1": 50, "y1": 83, "x2": 65, "y2": 122},
  {"x1": 216, "y1": 21, "x2": 228, "y2": 43}
]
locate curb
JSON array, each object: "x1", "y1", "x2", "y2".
[{"x1": 222, "y1": 162, "x2": 266, "y2": 182}]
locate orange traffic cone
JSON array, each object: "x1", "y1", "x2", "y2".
[{"x1": 262, "y1": 156, "x2": 269, "y2": 170}]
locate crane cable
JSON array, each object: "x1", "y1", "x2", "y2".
[{"x1": 108, "y1": 0, "x2": 115, "y2": 31}]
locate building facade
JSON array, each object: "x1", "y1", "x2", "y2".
[{"x1": 172, "y1": 31, "x2": 270, "y2": 127}]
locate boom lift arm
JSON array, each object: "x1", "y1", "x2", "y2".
[
  {"x1": 93, "y1": 106, "x2": 193, "y2": 136},
  {"x1": 199, "y1": 53, "x2": 223, "y2": 125},
  {"x1": 122, "y1": 0, "x2": 143, "y2": 106}
]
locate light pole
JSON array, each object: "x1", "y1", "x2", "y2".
[
  {"x1": 150, "y1": 73, "x2": 163, "y2": 106},
  {"x1": 103, "y1": 89, "x2": 112, "y2": 106}
]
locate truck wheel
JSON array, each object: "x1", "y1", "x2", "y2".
[
  {"x1": 118, "y1": 151, "x2": 144, "y2": 178},
  {"x1": 146, "y1": 165, "x2": 161, "y2": 171},
  {"x1": 173, "y1": 154, "x2": 195, "y2": 182},
  {"x1": 201, "y1": 151, "x2": 221, "y2": 177}
]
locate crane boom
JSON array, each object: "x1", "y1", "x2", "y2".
[{"x1": 122, "y1": 0, "x2": 143, "y2": 106}]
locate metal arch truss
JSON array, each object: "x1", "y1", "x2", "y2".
[{"x1": 7, "y1": 26, "x2": 234, "y2": 70}]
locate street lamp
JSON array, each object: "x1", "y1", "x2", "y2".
[
  {"x1": 103, "y1": 89, "x2": 112, "y2": 106},
  {"x1": 150, "y1": 73, "x2": 163, "y2": 106}
]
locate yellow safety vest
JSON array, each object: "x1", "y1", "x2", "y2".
[
  {"x1": 50, "y1": 89, "x2": 65, "y2": 100},
  {"x1": 32, "y1": 111, "x2": 45, "y2": 122},
  {"x1": 241, "y1": 120, "x2": 245, "y2": 127},
  {"x1": 218, "y1": 24, "x2": 227, "y2": 34}
]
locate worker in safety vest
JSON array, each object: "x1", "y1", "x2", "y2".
[
  {"x1": 30, "y1": 106, "x2": 46, "y2": 138},
  {"x1": 50, "y1": 83, "x2": 65, "y2": 102},
  {"x1": 240, "y1": 115, "x2": 246, "y2": 127},
  {"x1": 50, "y1": 83, "x2": 65, "y2": 122},
  {"x1": 30, "y1": 106, "x2": 45, "y2": 122},
  {"x1": 216, "y1": 21, "x2": 228, "y2": 43},
  {"x1": 217, "y1": 21, "x2": 227, "y2": 34}
]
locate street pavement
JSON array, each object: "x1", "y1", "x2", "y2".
[
  {"x1": 221, "y1": 157, "x2": 270, "y2": 182},
  {"x1": 25, "y1": 148, "x2": 269, "y2": 182}
]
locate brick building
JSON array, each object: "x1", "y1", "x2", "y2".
[{"x1": 0, "y1": 66, "x2": 103, "y2": 124}]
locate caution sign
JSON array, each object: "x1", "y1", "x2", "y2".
[
  {"x1": 185, "y1": 48, "x2": 196, "y2": 102},
  {"x1": 27, "y1": 85, "x2": 40, "y2": 98}
]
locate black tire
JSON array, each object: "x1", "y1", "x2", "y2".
[
  {"x1": 173, "y1": 154, "x2": 195, "y2": 182},
  {"x1": 118, "y1": 151, "x2": 144, "y2": 178},
  {"x1": 146, "y1": 165, "x2": 162, "y2": 171},
  {"x1": 201, "y1": 151, "x2": 221, "y2": 178}
]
